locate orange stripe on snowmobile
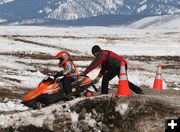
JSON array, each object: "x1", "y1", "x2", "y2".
[
  {"x1": 23, "y1": 82, "x2": 59, "y2": 102},
  {"x1": 81, "y1": 78, "x2": 92, "y2": 84}
]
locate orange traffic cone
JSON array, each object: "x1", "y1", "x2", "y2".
[
  {"x1": 114, "y1": 61, "x2": 133, "y2": 96},
  {"x1": 153, "y1": 64, "x2": 163, "y2": 91}
]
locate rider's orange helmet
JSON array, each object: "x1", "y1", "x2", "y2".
[{"x1": 54, "y1": 51, "x2": 69, "y2": 66}]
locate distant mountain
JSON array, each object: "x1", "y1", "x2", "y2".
[
  {"x1": 0, "y1": 0, "x2": 179, "y2": 25},
  {"x1": 0, "y1": 0, "x2": 14, "y2": 5},
  {"x1": 127, "y1": 14, "x2": 180, "y2": 29}
]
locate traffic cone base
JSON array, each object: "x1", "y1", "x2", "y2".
[
  {"x1": 114, "y1": 80, "x2": 133, "y2": 96},
  {"x1": 153, "y1": 79, "x2": 163, "y2": 91},
  {"x1": 114, "y1": 61, "x2": 133, "y2": 96}
]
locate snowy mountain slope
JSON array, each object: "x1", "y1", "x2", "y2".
[
  {"x1": 0, "y1": 0, "x2": 14, "y2": 5},
  {"x1": 0, "y1": 0, "x2": 179, "y2": 25},
  {"x1": 127, "y1": 14, "x2": 180, "y2": 29}
]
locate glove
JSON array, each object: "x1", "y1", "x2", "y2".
[
  {"x1": 93, "y1": 77, "x2": 100, "y2": 84},
  {"x1": 54, "y1": 71, "x2": 64, "y2": 79}
]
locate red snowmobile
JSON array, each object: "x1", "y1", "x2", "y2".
[{"x1": 22, "y1": 75, "x2": 98, "y2": 109}]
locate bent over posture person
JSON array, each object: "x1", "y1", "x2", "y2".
[{"x1": 80, "y1": 45, "x2": 144, "y2": 94}]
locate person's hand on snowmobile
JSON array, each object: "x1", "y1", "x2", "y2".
[
  {"x1": 93, "y1": 77, "x2": 100, "y2": 84},
  {"x1": 54, "y1": 71, "x2": 64, "y2": 79}
]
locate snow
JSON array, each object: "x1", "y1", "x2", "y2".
[
  {"x1": 128, "y1": 70, "x2": 168, "y2": 90},
  {"x1": 0, "y1": 99, "x2": 72, "y2": 128},
  {"x1": 70, "y1": 111, "x2": 79, "y2": 122},
  {"x1": 84, "y1": 113, "x2": 96, "y2": 127},
  {"x1": 139, "y1": 0, "x2": 147, "y2": 5},
  {"x1": 0, "y1": 109, "x2": 55, "y2": 128},
  {"x1": 0, "y1": 55, "x2": 46, "y2": 88},
  {"x1": 38, "y1": 10, "x2": 43, "y2": 14},
  {"x1": 75, "y1": 61, "x2": 92, "y2": 66},
  {"x1": 0, "y1": 81, "x2": 5, "y2": 86},
  {"x1": 20, "y1": 71, "x2": 45, "y2": 88},
  {"x1": 137, "y1": 4, "x2": 147, "y2": 13},
  {"x1": 0, "y1": 99, "x2": 28, "y2": 112},
  {"x1": 173, "y1": 88, "x2": 180, "y2": 91},
  {"x1": 0, "y1": 55, "x2": 35, "y2": 70},
  {"x1": 0, "y1": 19, "x2": 6, "y2": 23},
  {"x1": 0, "y1": 25, "x2": 179, "y2": 129},
  {"x1": 0, "y1": 26, "x2": 179, "y2": 90},
  {"x1": 0, "y1": 38, "x2": 58, "y2": 55},
  {"x1": 115, "y1": 103, "x2": 129, "y2": 115},
  {"x1": 0, "y1": 26, "x2": 179, "y2": 56},
  {"x1": 128, "y1": 14, "x2": 180, "y2": 29},
  {"x1": 0, "y1": 0, "x2": 14, "y2": 4}
]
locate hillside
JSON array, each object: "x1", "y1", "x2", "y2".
[
  {"x1": 128, "y1": 14, "x2": 180, "y2": 29},
  {"x1": 0, "y1": 0, "x2": 179, "y2": 26}
]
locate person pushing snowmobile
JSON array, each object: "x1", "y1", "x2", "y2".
[
  {"x1": 80, "y1": 45, "x2": 144, "y2": 95},
  {"x1": 54, "y1": 51, "x2": 79, "y2": 96}
]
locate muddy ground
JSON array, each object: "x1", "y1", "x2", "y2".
[
  {"x1": 0, "y1": 48, "x2": 180, "y2": 100},
  {"x1": 0, "y1": 95, "x2": 180, "y2": 132}
]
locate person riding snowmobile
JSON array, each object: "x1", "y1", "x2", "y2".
[{"x1": 54, "y1": 51, "x2": 79, "y2": 96}]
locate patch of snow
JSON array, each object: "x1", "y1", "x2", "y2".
[
  {"x1": 20, "y1": 19, "x2": 48, "y2": 25},
  {"x1": 44, "y1": 7, "x2": 52, "y2": 14},
  {"x1": 0, "y1": 55, "x2": 35, "y2": 71},
  {"x1": 20, "y1": 75, "x2": 45, "y2": 89},
  {"x1": 0, "y1": 0, "x2": 14, "y2": 5},
  {"x1": 137, "y1": 4, "x2": 147, "y2": 13},
  {"x1": 0, "y1": 101, "x2": 65, "y2": 128},
  {"x1": 38, "y1": 10, "x2": 43, "y2": 14},
  {"x1": 0, "y1": 99, "x2": 28, "y2": 112},
  {"x1": 2, "y1": 71, "x2": 45, "y2": 89},
  {"x1": 0, "y1": 18, "x2": 7, "y2": 23},
  {"x1": 173, "y1": 88, "x2": 180, "y2": 90},
  {"x1": 0, "y1": 81, "x2": 5, "y2": 86},
  {"x1": 128, "y1": 69, "x2": 168, "y2": 89},
  {"x1": 139, "y1": 0, "x2": 147, "y2": 5},
  {"x1": 70, "y1": 111, "x2": 79, "y2": 122},
  {"x1": 0, "y1": 38, "x2": 57, "y2": 55},
  {"x1": 116, "y1": 0, "x2": 123, "y2": 5},
  {"x1": 84, "y1": 113, "x2": 96, "y2": 127},
  {"x1": 115, "y1": 103, "x2": 129, "y2": 115},
  {"x1": 75, "y1": 61, "x2": 92, "y2": 66}
]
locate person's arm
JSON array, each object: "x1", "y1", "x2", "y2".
[
  {"x1": 84, "y1": 52, "x2": 105, "y2": 75},
  {"x1": 97, "y1": 64, "x2": 106, "y2": 78},
  {"x1": 62, "y1": 62, "x2": 72, "y2": 75},
  {"x1": 54, "y1": 62, "x2": 73, "y2": 78},
  {"x1": 92, "y1": 64, "x2": 106, "y2": 83}
]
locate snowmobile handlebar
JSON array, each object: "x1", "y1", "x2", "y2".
[{"x1": 42, "y1": 75, "x2": 54, "y2": 82}]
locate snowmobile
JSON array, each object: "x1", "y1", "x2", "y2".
[{"x1": 22, "y1": 75, "x2": 98, "y2": 109}]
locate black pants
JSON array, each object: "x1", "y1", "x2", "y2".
[
  {"x1": 62, "y1": 77, "x2": 75, "y2": 95},
  {"x1": 101, "y1": 65, "x2": 144, "y2": 94}
]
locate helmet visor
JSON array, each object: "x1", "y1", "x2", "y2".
[{"x1": 59, "y1": 57, "x2": 64, "y2": 65}]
